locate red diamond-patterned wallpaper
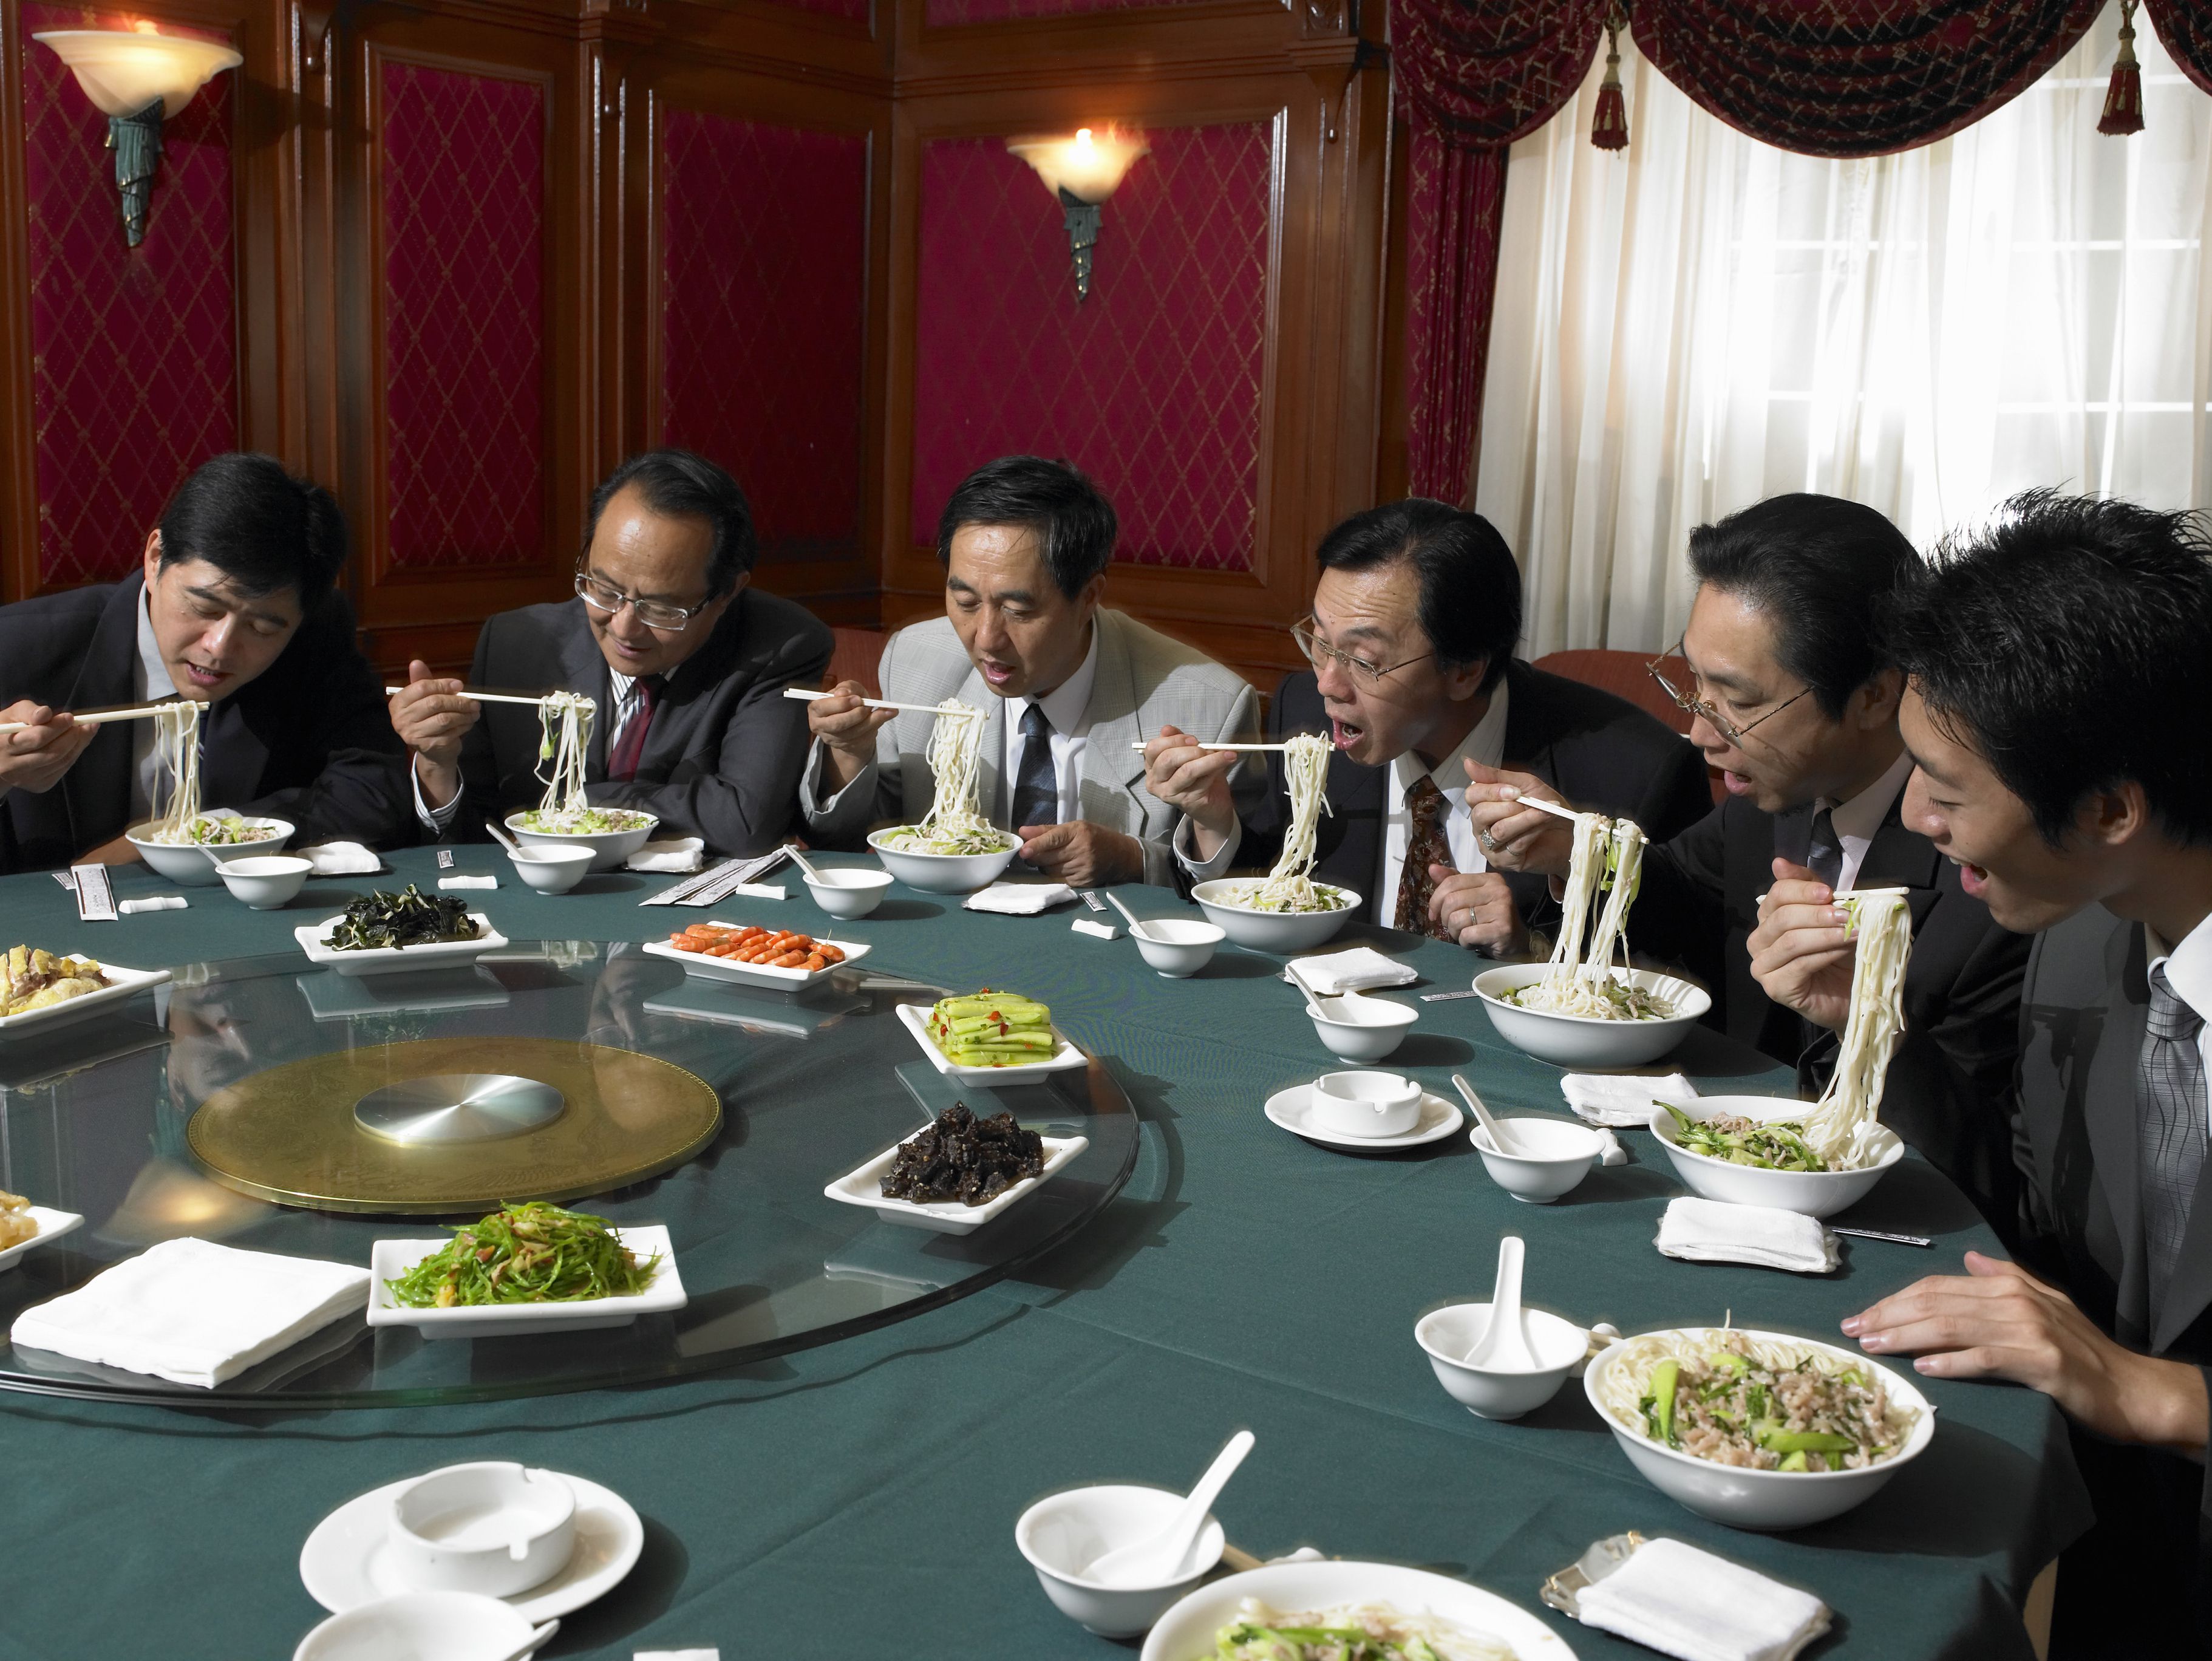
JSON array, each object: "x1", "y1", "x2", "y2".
[
  {"x1": 381, "y1": 60, "x2": 546, "y2": 569},
  {"x1": 22, "y1": 3, "x2": 238, "y2": 585},
  {"x1": 661, "y1": 111, "x2": 866, "y2": 559},
  {"x1": 910, "y1": 124, "x2": 1270, "y2": 571},
  {"x1": 927, "y1": 0, "x2": 1217, "y2": 25}
]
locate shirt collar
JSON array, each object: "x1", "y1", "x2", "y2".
[
  {"x1": 2148, "y1": 909, "x2": 2212, "y2": 1025},
  {"x1": 1390, "y1": 678, "x2": 1511, "y2": 808},
  {"x1": 1008, "y1": 621, "x2": 1101, "y2": 737},
  {"x1": 1820, "y1": 748, "x2": 1914, "y2": 849},
  {"x1": 135, "y1": 587, "x2": 177, "y2": 703}
]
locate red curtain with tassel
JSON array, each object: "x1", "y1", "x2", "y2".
[{"x1": 2146, "y1": 0, "x2": 2212, "y2": 95}]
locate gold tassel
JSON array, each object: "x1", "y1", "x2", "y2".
[
  {"x1": 2101, "y1": 0, "x2": 2146, "y2": 136},
  {"x1": 1591, "y1": 5, "x2": 1629, "y2": 151}
]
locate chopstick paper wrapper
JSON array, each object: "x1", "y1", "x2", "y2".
[
  {"x1": 1655, "y1": 1197, "x2": 1839, "y2": 1274},
  {"x1": 1543, "y1": 1533, "x2": 1831, "y2": 1661}
]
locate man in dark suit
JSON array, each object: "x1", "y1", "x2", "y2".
[
  {"x1": 392, "y1": 449, "x2": 831, "y2": 858},
  {"x1": 0, "y1": 453, "x2": 407, "y2": 873},
  {"x1": 1472, "y1": 494, "x2": 2029, "y2": 1234},
  {"x1": 1152, "y1": 498, "x2": 1709, "y2": 949},
  {"x1": 1843, "y1": 491, "x2": 2212, "y2": 1657}
]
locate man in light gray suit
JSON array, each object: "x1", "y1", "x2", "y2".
[{"x1": 801, "y1": 456, "x2": 1260, "y2": 887}]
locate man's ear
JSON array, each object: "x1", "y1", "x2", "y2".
[
  {"x1": 141, "y1": 530, "x2": 163, "y2": 588},
  {"x1": 1856, "y1": 666, "x2": 1904, "y2": 729},
  {"x1": 1441, "y1": 655, "x2": 1488, "y2": 703},
  {"x1": 2080, "y1": 780, "x2": 2152, "y2": 852}
]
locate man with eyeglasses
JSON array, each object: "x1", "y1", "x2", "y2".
[
  {"x1": 1470, "y1": 493, "x2": 2030, "y2": 1235},
  {"x1": 1154, "y1": 499, "x2": 1709, "y2": 948},
  {"x1": 390, "y1": 449, "x2": 831, "y2": 855}
]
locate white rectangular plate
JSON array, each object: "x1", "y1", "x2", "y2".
[
  {"x1": 294, "y1": 914, "x2": 508, "y2": 978},
  {"x1": 0, "y1": 961, "x2": 171, "y2": 1041},
  {"x1": 641, "y1": 926, "x2": 870, "y2": 989},
  {"x1": 893, "y1": 1000, "x2": 1088, "y2": 1086},
  {"x1": 0, "y1": 1206, "x2": 84, "y2": 1272},
  {"x1": 823, "y1": 1134, "x2": 1089, "y2": 1235},
  {"x1": 366, "y1": 1224, "x2": 684, "y2": 1338}
]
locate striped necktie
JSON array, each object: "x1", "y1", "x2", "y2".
[{"x1": 2139, "y1": 961, "x2": 2208, "y2": 1334}]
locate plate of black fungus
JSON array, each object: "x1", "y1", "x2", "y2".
[
  {"x1": 822, "y1": 1102, "x2": 1088, "y2": 1235},
  {"x1": 295, "y1": 889, "x2": 508, "y2": 978}
]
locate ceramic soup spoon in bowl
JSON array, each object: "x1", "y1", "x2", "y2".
[
  {"x1": 1084, "y1": 1430, "x2": 1256, "y2": 1589},
  {"x1": 1463, "y1": 1235, "x2": 1537, "y2": 1371}
]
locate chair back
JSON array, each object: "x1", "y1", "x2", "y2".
[
  {"x1": 1531, "y1": 648, "x2": 1724, "y2": 805},
  {"x1": 828, "y1": 626, "x2": 886, "y2": 698}
]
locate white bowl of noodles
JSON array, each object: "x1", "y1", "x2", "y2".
[
  {"x1": 1471, "y1": 963, "x2": 1709, "y2": 1068},
  {"x1": 505, "y1": 808, "x2": 656, "y2": 872},
  {"x1": 127, "y1": 815, "x2": 294, "y2": 885},
  {"x1": 866, "y1": 826, "x2": 1018, "y2": 894},
  {"x1": 1650, "y1": 1095, "x2": 1905, "y2": 1219},
  {"x1": 1191, "y1": 879, "x2": 1358, "y2": 952},
  {"x1": 1584, "y1": 1326, "x2": 1935, "y2": 1530}
]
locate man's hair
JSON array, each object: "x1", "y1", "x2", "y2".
[
  {"x1": 1686, "y1": 493, "x2": 1917, "y2": 720},
  {"x1": 936, "y1": 456, "x2": 1117, "y2": 599},
  {"x1": 155, "y1": 453, "x2": 348, "y2": 610},
  {"x1": 588, "y1": 449, "x2": 758, "y2": 597},
  {"x1": 1883, "y1": 488, "x2": 2212, "y2": 848},
  {"x1": 1312, "y1": 499, "x2": 1520, "y2": 693}
]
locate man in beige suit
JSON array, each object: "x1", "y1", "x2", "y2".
[{"x1": 801, "y1": 455, "x2": 1261, "y2": 887}]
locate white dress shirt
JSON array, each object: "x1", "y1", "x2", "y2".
[
  {"x1": 1815, "y1": 748, "x2": 1914, "y2": 895},
  {"x1": 1002, "y1": 624, "x2": 1100, "y2": 828},
  {"x1": 1377, "y1": 679, "x2": 1512, "y2": 912},
  {"x1": 415, "y1": 666, "x2": 662, "y2": 830},
  {"x1": 2147, "y1": 910, "x2": 2212, "y2": 1139},
  {"x1": 130, "y1": 591, "x2": 182, "y2": 823}
]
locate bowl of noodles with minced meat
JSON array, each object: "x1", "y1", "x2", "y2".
[
  {"x1": 126, "y1": 815, "x2": 294, "y2": 885},
  {"x1": 1471, "y1": 962, "x2": 1709, "y2": 1067},
  {"x1": 1649, "y1": 1094, "x2": 1904, "y2": 1218},
  {"x1": 1190, "y1": 878, "x2": 1360, "y2": 952},
  {"x1": 1584, "y1": 1325, "x2": 1934, "y2": 1530},
  {"x1": 866, "y1": 825, "x2": 1019, "y2": 894}
]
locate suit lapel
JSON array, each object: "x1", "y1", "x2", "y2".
[
  {"x1": 197, "y1": 698, "x2": 267, "y2": 809},
  {"x1": 1854, "y1": 798, "x2": 1942, "y2": 892},
  {"x1": 61, "y1": 580, "x2": 150, "y2": 846},
  {"x1": 1078, "y1": 612, "x2": 1148, "y2": 827},
  {"x1": 2086, "y1": 929, "x2": 2151, "y2": 1340}
]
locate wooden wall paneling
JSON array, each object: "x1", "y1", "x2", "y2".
[{"x1": 0, "y1": 0, "x2": 36, "y2": 603}]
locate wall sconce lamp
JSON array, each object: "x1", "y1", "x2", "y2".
[
  {"x1": 1006, "y1": 126, "x2": 1148, "y2": 301},
  {"x1": 32, "y1": 26, "x2": 243, "y2": 248}
]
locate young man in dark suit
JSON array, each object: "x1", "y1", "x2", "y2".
[
  {"x1": 391, "y1": 449, "x2": 831, "y2": 858},
  {"x1": 1841, "y1": 491, "x2": 2212, "y2": 1658},
  {"x1": 0, "y1": 453, "x2": 407, "y2": 873},
  {"x1": 1151, "y1": 498, "x2": 1710, "y2": 950}
]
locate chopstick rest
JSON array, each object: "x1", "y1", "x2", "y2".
[
  {"x1": 1071, "y1": 918, "x2": 1118, "y2": 941},
  {"x1": 437, "y1": 875, "x2": 499, "y2": 891},
  {"x1": 1565, "y1": 1535, "x2": 1831, "y2": 1661},
  {"x1": 1561, "y1": 1071, "x2": 1698, "y2": 1127},
  {"x1": 117, "y1": 896, "x2": 187, "y2": 915},
  {"x1": 1655, "y1": 1196, "x2": 1839, "y2": 1274}
]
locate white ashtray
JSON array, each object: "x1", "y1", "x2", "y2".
[
  {"x1": 823, "y1": 1133, "x2": 1089, "y2": 1235},
  {"x1": 0, "y1": 1206, "x2": 84, "y2": 1273},
  {"x1": 366, "y1": 1226, "x2": 683, "y2": 1339},
  {"x1": 1308, "y1": 1069, "x2": 1424, "y2": 1137},
  {"x1": 1263, "y1": 1083, "x2": 1463, "y2": 1150},
  {"x1": 296, "y1": 915, "x2": 509, "y2": 978},
  {"x1": 893, "y1": 1000, "x2": 1088, "y2": 1086},
  {"x1": 641, "y1": 927, "x2": 871, "y2": 991},
  {"x1": 386, "y1": 1462, "x2": 576, "y2": 1599},
  {"x1": 0, "y1": 962, "x2": 172, "y2": 1041}
]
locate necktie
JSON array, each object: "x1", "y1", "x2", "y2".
[
  {"x1": 1393, "y1": 775, "x2": 1454, "y2": 938},
  {"x1": 1806, "y1": 804, "x2": 1843, "y2": 889},
  {"x1": 1009, "y1": 703, "x2": 1057, "y2": 839},
  {"x1": 2138, "y1": 962, "x2": 2208, "y2": 1334},
  {"x1": 607, "y1": 675, "x2": 663, "y2": 783}
]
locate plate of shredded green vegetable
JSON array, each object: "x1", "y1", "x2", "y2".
[{"x1": 367, "y1": 1203, "x2": 682, "y2": 1338}]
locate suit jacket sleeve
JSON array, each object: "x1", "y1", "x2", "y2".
[
  {"x1": 1630, "y1": 802, "x2": 1730, "y2": 993},
  {"x1": 1148, "y1": 678, "x2": 1262, "y2": 888},
  {"x1": 799, "y1": 627, "x2": 907, "y2": 849},
  {"x1": 432, "y1": 624, "x2": 506, "y2": 846}
]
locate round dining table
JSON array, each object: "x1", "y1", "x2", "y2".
[{"x1": 0, "y1": 847, "x2": 2088, "y2": 1659}]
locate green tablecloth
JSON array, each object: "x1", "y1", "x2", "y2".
[{"x1": 0, "y1": 850, "x2": 2089, "y2": 1659}]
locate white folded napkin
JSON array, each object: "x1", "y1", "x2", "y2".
[
  {"x1": 10, "y1": 1238, "x2": 371, "y2": 1389},
  {"x1": 118, "y1": 896, "x2": 187, "y2": 915},
  {"x1": 1562, "y1": 1071, "x2": 1700, "y2": 1127},
  {"x1": 437, "y1": 874, "x2": 499, "y2": 891},
  {"x1": 1656, "y1": 1196, "x2": 1840, "y2": 1274},
  {"x1": 1284, "y1": 946, "x2": 1420, "y2": 996},
  {"x1": 1576, "y1": 1537, "x2": 1830, "y2": 1661},
  {"x1": 296, "y1": 841, "x2": 381, "y2": 876},
  {"x1": 629, "y1": 837, "x2": 705, "y2": 874},
  {"x1": 964, "y1": 881, "x2": 1077, "y2": 915}
]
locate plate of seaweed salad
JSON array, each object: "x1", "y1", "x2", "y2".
[
  {"x1": 822, "y1": 1102, "x2": 1088, "y2": 1235},
  {"x1": 296, "y1": 888, "x2": 507, "y2": 978},
  {"x1": 367, "y1": 1202, "x2": 684, "y2": 1339}
]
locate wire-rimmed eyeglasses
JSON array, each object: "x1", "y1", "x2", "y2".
[
  {"x1": 1645, "y1": 641, "x2": 1811, "y2": 745},
  {"x1": 574, "y1": 568, "x2": 713, "y2": 633},
  {"x1": 1291, "y1": 619, "x2": 1433, "y2": 688}
]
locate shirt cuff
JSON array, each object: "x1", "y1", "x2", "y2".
[
  {"x1": 1174, "y1": 815, "x2": 1240, "y2": 879},
  {"x1": 802, "y1": 740, "x2": 871, "y2": 818},
  {"x1": 412, "y1": 760, "x2": 463, "y2": 833}
]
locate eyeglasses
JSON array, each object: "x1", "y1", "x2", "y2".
[
  {"x1": 1291, "y1": 619, "x2": 1433, "y2": 688},
  {"x1": 1646, "y1": 640, "x2": 1812, "y2": 745},
  {"x1": 574, "y1": 569, "x2": 712, "y2": 633}
]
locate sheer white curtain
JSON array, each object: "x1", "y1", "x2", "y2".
[{"x1": 1477, "y1": 10, "x2": 2212, "y2": 659}]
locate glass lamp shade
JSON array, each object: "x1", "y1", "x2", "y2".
[
  {"x1": 1005, "y1": 127, "x2": 1148, "y2": 205},
  {"x1": 32, "y1": 29, "x2": 242, "y2": 119}
]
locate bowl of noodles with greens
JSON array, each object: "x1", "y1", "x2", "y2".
[
  {"x1": 1473, "y1": 963, "x2": 1709, "y2": 1067},
  {"x1": 868, "y1": 824, "x2": 1019, "y2": 893},
  {"x1": 1190, "y1": 878, "x2": 1359, "y2": 952},
  {"x1": 500, "y1": 690, "x2": 657, "y2": 869}
]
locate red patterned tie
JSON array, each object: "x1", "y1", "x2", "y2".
[
  {"x1": 1394, "y1": 775, "x2": 1454, "y2": 938},
  {"x1": 608, "y1": 675, "x2": 663, "y2": 783}
]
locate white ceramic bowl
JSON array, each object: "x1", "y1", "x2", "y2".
[
  {"x1": 804, "y1": 867, "x2": 894, "y2": 918},
  {"x1": 1650, "y1": 1095, "x2": 1904, "y2": 1219},
  {"x1": 1189, "y1": 879, "x2": 1360, "y2": 952},
  {"x1": 506, "y1": 845, "x2": 593, "y2": 894},
  {"x1": 1131, "y1": 919, "x2": 1224, "y2": 978},
  {"x1": 1309, "y1": 1069, "x2": 1423, "y2": 1137},
  {"x1": 1584, "y1": 1327, "x2": 1937, "y2": 1530},
  {"x1": 1142, "y1": 1560, "x2": 1574, "y2": 1661},
  {"x1": 1015, "y1": 1483, "x2": 1226, "y2": 1639},
  {"x1": 504, "y1": 811, "x2": 657, "y2": 873},
  {"x1": 1471, "y1": 963, "x2": 1711, "y2": 1067},
  {"x1": 1304, "y1": 994, "x2": 1418, "y2": 1062},
  {"x1": 1471, "y1": 1117, "x2": 1608, "y2": 1204},
  {"x1": 385, "y1": 1462, "x2": 576, "y2": 1598},
  {"x1": 127, "y1": 815, "x2": 294, "y2": 885},
  {"x1": 293, "y1": 1591, "x2": 550, "y2": 1661},
  {"x1": 865, "y1": 828, "x2": 1019, "y2": 894},
  {"x1": 1416, "y1": 1301, "x2": 1590, "y2": 1420},
  {"x1": 212, "y1": 853, "x2": 311, "y2": 910}
]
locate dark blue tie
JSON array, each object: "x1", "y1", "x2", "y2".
[
  {"x1": 1009, "y1": 703, "x2": 1057, "y2": 839},
  {"x1": 1806, "y1": 805, "x2": 1843, "y2": 888}
]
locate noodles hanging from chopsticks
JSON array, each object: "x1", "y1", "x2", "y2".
[
  {"x1": 148, "y1": 700, "x2": 204, "y2": 842},
  {"x1": 534, "y1": 692, "x2": 596, "y2": 815},
  {"x1": 1244, "y1": 733, "x2": 1340, "y2": 913},
  {"x1": 1506, "y1": 811, "x2": 1669, "y2": 1020},
  {"x1": 882, "y1": 700, "x2": 1012, "y2": 856},
  {"x1": 1798, "y1": 891, "x2": 1913, "y2": 1168}
]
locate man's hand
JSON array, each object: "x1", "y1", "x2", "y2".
[
  {"x1": 1017, "y1": 820, "x2": 1144, "y2": 887},
  {"x1": 1843, "y1": 1252, "x2": 2211, "y2": 1456},
  {"x1": 387, "y1": 660, "x2": 478, "y2": 811},
  {"x1": 1747, "y1": 856, "x2": 1855, "y2": 1031},
  {"x1": 1464, "y1": 762, "x2": 1575, "y2": 876},
  {"x1": 807, "y1": 680, "x2": 894, "y2": 793},
  {"x1": 1428, "y1": 868, "x2": 1530, "y2": 956},
  {"x1": 0, "y1": 701, "x2": 96, "y2": 796},
  {"x1": 1142, "y1": 725, "x2": 1240, "y2": 859}
]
